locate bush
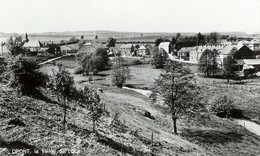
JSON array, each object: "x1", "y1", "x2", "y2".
[
  {"x1": 210, "y1": 95, "x2": 236, "y2": 118},
  {"x1": 11, "y1": 56, "x2": 48, "y2": 95},
  {"x1": 132, "y1": 59, "x2": 143, "y2": 65},
  {"x1": 74, "y1": 66, "x2": 84, "y2": 74}
]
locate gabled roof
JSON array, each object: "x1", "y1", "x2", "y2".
[
  {"x1": 158, "y1": 42, "x2": 170, "y2": 47},
  {"x1": 83, "y1": 41, "x2": 106, "y2": 49},
  {"x1": 23, "y1": 40, "x2": 42, "y2": 48},
  {"x1": 138, "y1": 45, "x2": 146, "y2": 50},
  {"x1": 178, "y1": 47, "x2": 195, "y2": 53},
  {"x1": 220, "y1": 44, "x2": 244, "y2": 55},
  {"x1": 60, "y1": 45, "x2": 73, "y2": 51},
  {"x1": 77, "y1": 41, "x2": 106, "y2": 54}
]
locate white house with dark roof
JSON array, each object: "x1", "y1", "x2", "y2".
[
  {"x1": 177, "y1": 47, "x2": 195, "y2": 60},
  {"x1": 120, "y1": 44, "x2": 134, "y2": 56},
  {"x1": 23, "y1": 40, "x2": 42, "y2": 51}
]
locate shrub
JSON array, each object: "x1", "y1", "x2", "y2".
[
  {"x1": 132, "y1": 59, "x2": 143, "y2": 65},
  {"x1": 210, "y1": 95, "x2": 236, "y2": 118},
  {"x1": 11, "y1": 56, "x2": 48, "y2": 95}
]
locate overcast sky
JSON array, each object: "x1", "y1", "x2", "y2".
[{"x1": 0, "y1": 0, "x2": 260, "y2": 34}]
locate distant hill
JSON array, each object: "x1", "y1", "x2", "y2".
[{"x1": 0, "y1": 30, "x2": 258, "y2": 42}]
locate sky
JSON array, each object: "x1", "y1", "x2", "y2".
[{"x1": 0, "y1": 0, "x2": 260, "y2": 34}]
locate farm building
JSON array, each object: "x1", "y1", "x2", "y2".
[
  {"x1": 137, "y1": 45, "x2": 147, "y2": 56},
  {"x1": 77, "y1": 41, "x2": 106, "y2": 55},
  {"x1": 219, "y1": 45, "x2": 255, "y2": 64},
  {"x1": 177, "y1": 47, "x2": 195, "y2": 61},
  {"x1": 242, "y1": 59, "x2": 260, "y2": 71},
  {"x1": 47, "y1": 44, "x2": 61, "y2": 56},
  {"x1": 189, "y1": 45, "x2": 224, "y2": 63},
  {"x1": 120, "y1": 44, "x2": 134, "y2": 56},
  {"x1": 60, "y1": 43, "x2": 80, "y2": 55}
]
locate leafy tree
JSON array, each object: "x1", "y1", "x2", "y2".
[
  {"x1": 107, "y1": 37, "x2": 116, "y2": 47},
  {"x1": 155, "y1": 38, "x2": 164, "y2": 46},
  {"x1": 80, "y1": 35, "x2": 84, "y2": 39},
  {"x1": 210, "y1": 95, "x2": 235, "y2": 118},
  {"x1": 152, "y1": 60, "x2": 202, "y2": 134},
  {"x1": 78, "y1": 54, "x2": 92, "y2": 76},
  {"x1": 150, "y1": 46, "x2": 159, "y2": 56},
  {"x1": 176, "y1": 32, "x2": 181, "y2": 40},
  {"x1": 92, "y1": 48, "x2": 109, "y2": 71},
  {"x1": 111, "y1": 56, "x2": 130, "y2": 88},
  {"x1": 152, "y1": 48, "x2": 168, "y2": 69},
  {"x1": 78, "y1": 40, "x2": 86, "y2": 48},
  {"x1": 76, "y1": 47, "x2": 109, "y2": 75},
  {"x1": 95, "y1": 35, "x2": 98, "y2": 40},
  {"x1": 197, "y1": 32, "x2": 205, "y2": 45},
  {"x1": 198, "y1": 49, "x2": 219, "y2": 77},
  {"x1": 77, "y1": 86, "x2": 103, "y2": 132},
  {"x1": 223, "y1": 55, "x2": 237, "y2": 83},
  {"x1": 69, "y1": 36, "x2": 78, "y2": 43},
  {"x1": 11, "y1": 56, "x2": 48, "y2": 95},
  {"x1": 205, "y1": 32, "x2": 220, "y2": 44},
  {"x1": 49, "y1": 65, "x2": 76, "y2": 131}
]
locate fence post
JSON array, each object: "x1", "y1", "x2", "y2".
[
  {"x1": 249, "y1": 87, "x2": 252, "y2": 92},
  {"x1": 212, "y1": 80, "x2": 214, "y2": 86}
]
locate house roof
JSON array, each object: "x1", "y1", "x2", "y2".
[
  {"x1": 60, "y1": 45, "x2": 73, "y2": 51},
  {"x1": 178, "y1": 47, "x2": 195, "y2": 53},
  {"x1": 158, "y1": 42, "x2": 170, "y2": 47},
  {"x1": 138, "y1": 45, "x2": 146, "y2": 50},
  {"x1": 120, "y1": 44, "x2": 133, "y2": 49},
  {"x1": 242, "y1": 59, "x2": 260, "y2": 65},
  {"x1": 220, "y1": 44, "x2": 244, "y2": 55},
  {"x1": 23, "y1": 40, "x2": 42, "y2": 48},
  {"x1": 77, "y1": 41, "x2": 106, "y2": 54},
  {"x1": 191, "y1": 45, "x2": 224, "y2": 53}
]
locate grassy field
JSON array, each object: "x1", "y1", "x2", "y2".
[{"x1": 35, "y1": 56, "x2": 260, "y2": 155}]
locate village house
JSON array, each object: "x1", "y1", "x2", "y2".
[
  {"x1": 177, "y1": 47, "x2": 195, "y2": 61},
  {"x1": 137, "y1": 45, "x2": 147, "y2": 56},
  {"x1": 77, "y1": 41, "x2": 106, "y2": 55},
  {"x1": 46, "y1": 44, "x2": 61, "y2": 56},
  {"x1": 189, "y1": 45, "x2": 224, "y2": 63},
  {"x1": 23, "y1": 40, "x2": 42, "y2": 52},
  {"x1": 60, "y1": 43, "x2": 80, "y2": 55},
  {"x1": 242, "y1": 59, "x2": 260, "y2": 72},
  {"x1": 120, "y1": 44, "x2": 134, "y2": 56}
]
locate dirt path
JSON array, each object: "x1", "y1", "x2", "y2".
[{"x1": 235, "y1": 119, "x2": 260, "y2": 136}]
